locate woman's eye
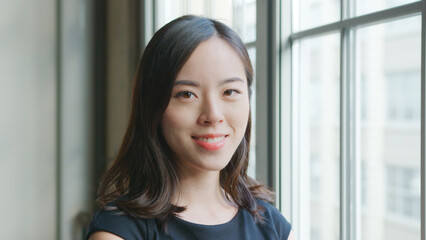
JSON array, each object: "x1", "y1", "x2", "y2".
[
  {"x1": 176, "y1": 91, "x2": 196, "y2": 99},
  {"x1": 223, "y1": 89, "x2": 241, "y2": 97}
]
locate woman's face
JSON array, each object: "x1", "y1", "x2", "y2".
[{"x1": 161, "y1": 37, "x2": 250, "y2": 174}]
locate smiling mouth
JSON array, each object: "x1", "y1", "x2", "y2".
[
  {"x1": 191, "y1": 135, "x2": 229, "y2": 151},
  {"x1": 192, "y1": 136, "x2": 225, "y2": 143}
]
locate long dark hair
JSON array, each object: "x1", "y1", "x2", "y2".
[{"x1": 97, "y1": 15, "x2": 273, "y2": 226}]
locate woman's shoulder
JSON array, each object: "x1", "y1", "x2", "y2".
[
  {"x1": 255, "y1": 199, "x2": 292, "y2": 238},
  {"x1": 86, "y1": 202, "x2": 157, "y2": 240}
]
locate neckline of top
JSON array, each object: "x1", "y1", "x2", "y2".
[{"x1": 172, "y1": 208, "x2": 241, "y2": 228}]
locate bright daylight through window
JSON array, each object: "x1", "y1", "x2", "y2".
[{"x1": 285, "y1": 0, "x2": 423, "y2": 239}]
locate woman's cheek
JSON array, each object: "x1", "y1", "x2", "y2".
[{"x1": 164, "y1": 103, "x2": 196, "y2": 127}]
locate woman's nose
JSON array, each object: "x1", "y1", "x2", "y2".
[{"x1": 197, "y1": 97, "x2": 224, "y2": 126}]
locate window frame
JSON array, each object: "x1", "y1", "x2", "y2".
[{"x1": 278, "y1": 0, "x2": 426, "y2": 239}]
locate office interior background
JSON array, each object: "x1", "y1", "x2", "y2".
[{"x1": 1, "y1": 0, "x2": 425, "y2": 239}]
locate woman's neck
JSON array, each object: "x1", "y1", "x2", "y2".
[
  {"x1": 174, "y1": 170, "x2": 238, "y2": 225},
  {"x1": 177, "y1": 170, "x2": 224, "y2": 207}
]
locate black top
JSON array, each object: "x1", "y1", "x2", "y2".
[{"x1": 86, "y1": 200, "x2": 292, "y2": 240}]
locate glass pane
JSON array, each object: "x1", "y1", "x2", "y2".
[
  {"x1": 155, "y1": 0, "x2": 256, "y2": 43},
  {"x1": 156, "y1": 0, "x2": 231, "y2": 28},
  {"x1": 0, "y1": 0, "x2": 56, "y2": 239},
  {"x1": 233, "y1": 0, "x2": 256, "y2": 42},
  {"x1": 358, "y1": 15, "x2": 421, "y2": 240},
  {"x1": 295, "y1": 0, "x2": 340, "y2": 31},
  {"x1": 297, "y1": 33, "x2": 340, "y2": 240},
  {"x1": 357, "y1": 0, "x2": 418, "y2": 16}
]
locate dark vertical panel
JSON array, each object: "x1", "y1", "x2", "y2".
[
  {"x1": 91, "y1": 0, "x2": 107, "y2": 209},
  {"x1": 90, "y1": 0, "x2": 142, "y2": 210},
  {"x1": 130, "y1": 0, "x2": 141, "y2": 72},
  {"x1": 266, "y1": 0, "x2": 279, "y2": 191}
]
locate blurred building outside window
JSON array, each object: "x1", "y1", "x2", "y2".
[{"x1": 286, "y1": 0, "x2": 423, "y2": 239}]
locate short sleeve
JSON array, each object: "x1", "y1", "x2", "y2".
[
  {"x1": 257, "y1": 200, "x2": 292, "y2": 240},
  {"x1": 85, "y1": 208, "x2": 148, "y2": 240},
  {"x1": 271, "y1": 209, "x2": 292, "y2": 239}
]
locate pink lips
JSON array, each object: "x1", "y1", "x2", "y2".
[{"x1": 192, "y1": 134, "x2": 228, "y2": 151}]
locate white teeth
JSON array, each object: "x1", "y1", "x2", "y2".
[{"x1": 197, "y1": 136, "x2": 225, "y2": 143}]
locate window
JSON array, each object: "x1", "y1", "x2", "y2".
[
  {"x1": 357, "y1": 0, "x2": 418, "y2": 16},
  {"x1": 295, "y1": 33, "x2": 341, "y2": 239},
  {"x1": 358, "y1": 16, "x2": 421, "y2": 239},
  {"x1": 281, "y1": 0, "x2": 424, "y2": 239},
  {"x1": 296, "y1": 0, "x2": 340, "y2": 30},
  {"x1": 386, "y1": 71, "x2": 421, "y2": 122},
  {"x1": 386, "y1": 165, "x2": 420, "y2": 220}
]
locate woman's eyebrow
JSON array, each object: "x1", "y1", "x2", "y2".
[
  {"x1": 173, "y1": 77, "x2": 245, "y2": 87},
  {"x1": 174, "y1": 80, "x2": 200, "y2": 87},
  {"x1": 219, "y1": 77, "x2": 245, "y2": 86}
]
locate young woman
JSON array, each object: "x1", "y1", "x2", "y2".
[{"x1": 87, "y1": 15, "x2": 294, "y2": 240}]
